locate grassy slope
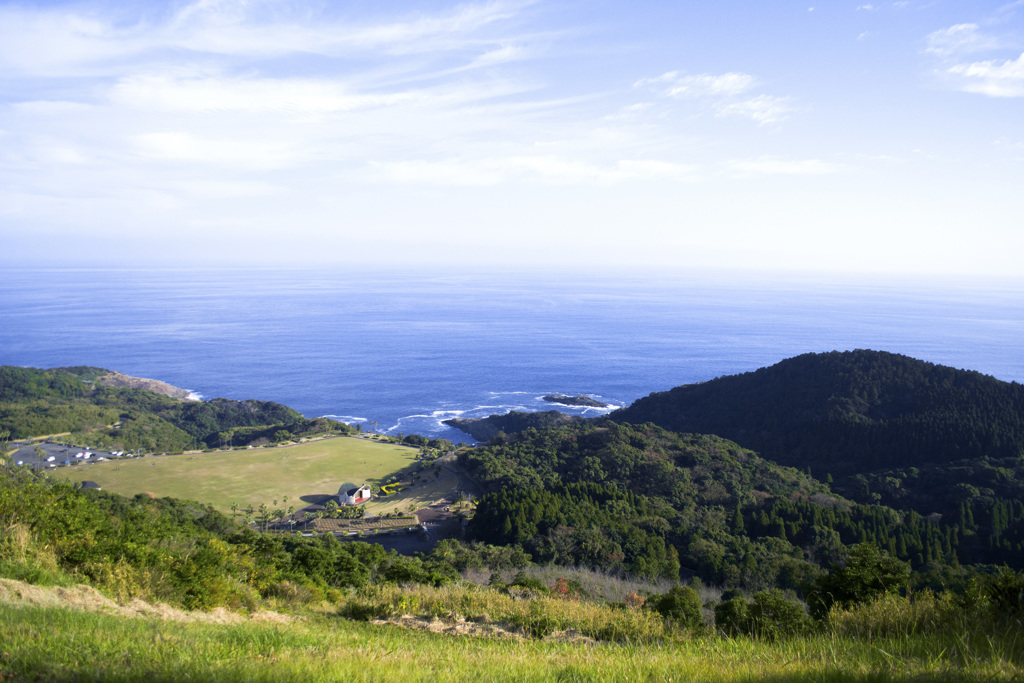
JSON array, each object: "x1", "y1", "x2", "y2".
[
  {"x1": 2, "y1": 602, "x2": 1021, "y2": 682},
  {"x1": 53, "y1": 436, "x2": 418, "y2": 512},
  {"x1": 362, "y1": 470, "x2": 464, "y2": 517}
]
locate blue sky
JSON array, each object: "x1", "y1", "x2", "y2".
[{"x1": 1, "y1": 0, "x2": 1022, "y2": 275}]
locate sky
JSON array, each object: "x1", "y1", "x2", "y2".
[{"x1": 1, "y1": 0, "x2": 1022, "y2": 276}]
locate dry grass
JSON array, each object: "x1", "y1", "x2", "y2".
[
  {"x1": 0, "y1": 577, "x2": 289, "y2": 625},
  {"x1": 462, "y1": 565, "x2": 675, "y2": 604},
  {"x1": 362, "y1": 470, "x2": 463, "y2": 516}
]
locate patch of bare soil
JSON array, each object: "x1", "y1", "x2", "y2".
[
  {"x1": 372, "y1": 614, "x2": 524, "y2": 640},
  {"x1": 371, "y1": 615, "x2": 599, "y2": 644},
  {"x1": 544, "y1": 629, "x2": 597, "y2": 645},
  {"x1": 0, "y1": 578, "x2": 290, "y2": 624}
]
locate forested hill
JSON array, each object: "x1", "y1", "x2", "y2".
[
  {"x1": 607, "y1": 350, "x2": 1024, "y2": 515},
  {"x1": 459, "y1": 420, "x2": 1024, "y2": 585},
  {"x1": 0, "y1": 365, "x2": 353, "y2": 450}
]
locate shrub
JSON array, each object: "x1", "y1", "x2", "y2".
[
  {"x1": 986, "y1": 567, "x2": 1024, "y2": 622},
  {"x1": 809, "y1": 542, "x2": 910, "y2": 619},
  {"x1": 509, "y1": 571, "x2": 548, "y2": 593},
  {"x1": 342, "y1": 599, "x2": 388, "y2": 622},
  {"x1": 745, "y1": 590, "x2": 812, "y2": 641},
  {"x1": 649, "y1": 585, "x2": 702, "y2": 630},
  {"x1": 714, "y1": 596, "x2": 749, "y2": 637}
]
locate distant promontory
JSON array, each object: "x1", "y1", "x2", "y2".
[{"x1": 443, "y1": 410, "x2": 580, "y2": 442}]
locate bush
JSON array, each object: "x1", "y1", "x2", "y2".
[
  {"x1": 649, "y1": 585, "x2": 702, "y2": 630},
  {"x1": 714, "y1": 596, "x2": 749, "y2": 637},
  {"x1": 809, "y1": 542, "x2": 910, "y2": 619},
  {"x1": 745, "y1": 590, "x2": 812, "y2": 641},
  {"x1": 714, "y1": 590, "x2": 811, "y2": 640},
  {"x1": 509, "y1": 571, "x2": 548, "y2": 593},
  {"x1": 986, "y1": 567, "x2": 1024, "y2": 622},
  {"x1": 341, "y1": 599, "x2": 388, "y2": 622}
]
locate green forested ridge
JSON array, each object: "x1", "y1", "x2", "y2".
[
  {"x1": 606, "y1": 350, "x2": 1024, "y2": 543},
  {"x1": 0, "y1": 365, "x2": 353, "y2": 449},
  {"x1": 460, "y1": 420, "x2": 1024, "y2": 591},
  {"x1": 611, "y1": 350, "x2": 1024, "y2": 475}
]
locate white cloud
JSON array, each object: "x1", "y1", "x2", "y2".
[
  {"x1": 636, "y1": 71, "x2": 755, "y2": 98},
  {"x1": 0, "y1": 0, "x2": 537, "y2": 76},
  {"x1": 925, "y1": 23, "x2": 1002, "y2": 56},
  {"x1": 723, "y1": 156, "x2": 842, "y2": 177},
  {"x1": 716, "y1": 95, "x2": 793, "y2": 126},
  {"x1": 110, "y1": 74, "x2": 414, "y2": 114},
  {"x1": 635, "y1": 70, "x2": 791, "y2": 125},
  {"x1": 947, "y1": 52, "x2": 1024, "y2": 97},
  {"x1": 371, "y1": 156, "x2": 697, "y2": 185},
  {"x1": 131, "y1": 131, "x2": 299, "y2": 169},
  {"x1": 167, "y1": 179, "x2": 281, "y2": 199}
]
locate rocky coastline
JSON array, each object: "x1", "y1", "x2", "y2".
[
  {"x1": 541, "y1": 394, "x2": 609, "y2": 408},
  {"x1": 443, "y1": 410, "x2": 580, "y2": 442}
]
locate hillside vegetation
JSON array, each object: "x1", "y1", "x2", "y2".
[
  {"x1": 4, "y1": 356, "x2": 1024, "y2": 680},
  {"x1": 2, "y1": 462, "x2": 1024, "y2": 681},
  {"x1": 604, "y1": 350, "x2": 1024, "y2": 563},
  {"x1": 610, "y1": 350, "x2": 1024, "y2": 487},
  {"x1": 0, "y1": 365, "x2": 354, "y2": 450},
  {"x1": 459, "y1": 420, "x2": 1024, "y2": 592}
]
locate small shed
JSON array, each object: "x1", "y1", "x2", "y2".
[
  {"x1": 79, "y1": 481, "x2": 102, "y2": 490},
  {"x1": 338, "y1": 483, "x2": 371, "y2": 505}
]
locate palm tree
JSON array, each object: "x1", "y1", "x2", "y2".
[{"x1": 259, "y1": 503, "x2": 269, "y2": 532}]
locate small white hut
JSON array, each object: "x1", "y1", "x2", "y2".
[{"x1": 338, "y1": 483, "x2": 371, "y2": 505}]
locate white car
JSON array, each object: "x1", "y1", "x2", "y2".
[{"x1": 46, "y1": 456, "x2": 56, "y2": 462}]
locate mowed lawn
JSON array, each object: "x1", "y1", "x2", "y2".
[{"x1": 55, "y1": 437, "x2": 418, "y2": 512}]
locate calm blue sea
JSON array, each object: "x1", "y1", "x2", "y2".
[{"x1": 2, "y1": 268, "x2": 1022, "y2": 443}]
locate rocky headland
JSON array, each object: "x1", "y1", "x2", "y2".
[
  {"x1": 443, "y1": 410, "x2": 580, "y2": 442},
  {"x1": 98, "y1": 371, "x2": 196, "y2": 400},
  {"x1": 541, "y1": 394, "x2": 609, "y2": 408}
]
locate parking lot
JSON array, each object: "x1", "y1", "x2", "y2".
[{"x1": 5, "y1": 441, "x2": 135, "y2": 470}]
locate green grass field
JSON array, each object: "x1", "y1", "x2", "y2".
[
  {"x1": 53, "y1": 436, "x2": 418, "y2": 512},
  {"x1": 3, "y1": 600, "x2": 1021, "y2": 682}
]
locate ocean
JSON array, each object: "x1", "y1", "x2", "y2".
[{"x1": 2, "y1": 268, "x2": 1022, "y2": 443}]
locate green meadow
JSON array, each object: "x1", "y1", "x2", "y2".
[
  {"x1": 2, "y1": 600, "x2": 1021, "y2": 683},
  {"x1": 54, "y1": 436, "x2": 418, "y2": 512}
]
